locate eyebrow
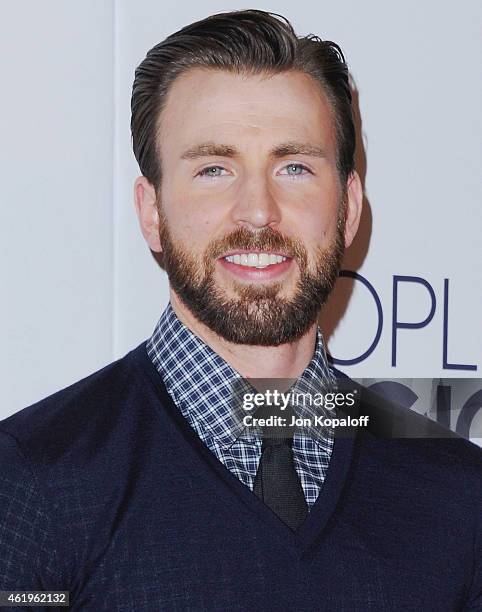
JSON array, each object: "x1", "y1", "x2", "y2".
[
  {"x1": 180, "y1": 141, "x2": 327, "y2": 160},
  {"x1": 181, "y1": 143, "x2": 237, "y2": 159},
  {"x1": 271, "y1": 142, "x2": 327, "y2": 159}
]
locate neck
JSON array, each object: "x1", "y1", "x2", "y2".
[{"x1": 169, "y1": 291, "x2": 319, "y2": 379}]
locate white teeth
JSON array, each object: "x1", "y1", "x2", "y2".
[
  {"x1": 258, "y1": 253, "x2": 270, "y2": 267},
  {"x1": 224, "y1": 252, "x2": 288, "y2": 267}
]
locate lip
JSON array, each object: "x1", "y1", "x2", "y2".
[
  {"x1": 218, "y1": 255, "x2": 293, "y2": 281},
  {"x1": 219, "y1": 249, "x2": 291, "y2": 259}
]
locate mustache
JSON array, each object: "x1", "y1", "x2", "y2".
[{"x1": 206, "y1": 226, "x2": 306, "y2": 261}]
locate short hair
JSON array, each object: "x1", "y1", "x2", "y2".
[{"x1": 131, "y1": 9, "x2": 355, "y2": 189}]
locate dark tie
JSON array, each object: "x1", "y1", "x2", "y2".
[{"x1": 253, "y1": 435, "x2": 309, "y2": 531}]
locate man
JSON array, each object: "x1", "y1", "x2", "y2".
[{"x1": 0, "y1": 9, "x2": 480, "y2": 611}]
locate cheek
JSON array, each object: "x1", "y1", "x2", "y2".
[
  {"x1": 163, "y1": 197, "x2": 223, "y2": 255},
  {"x1": 283, "y1": 188, "x2": 340, "y2": 246}
]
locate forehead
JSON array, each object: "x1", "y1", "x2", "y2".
[{"x1": 158, "y1": 68, "x2": 337, "y2": 157}]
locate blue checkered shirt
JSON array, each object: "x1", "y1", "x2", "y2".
[{"x1": 146, "y1": 302, "x2": 336, "y2": 508}]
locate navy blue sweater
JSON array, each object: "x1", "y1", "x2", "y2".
[{"x1": 0, "y1": 342, "x2": 481, "y2": 611}]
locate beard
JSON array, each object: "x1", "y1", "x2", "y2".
[{"x1": 157, "y1": 201, "x2": 346, "y2": 346}]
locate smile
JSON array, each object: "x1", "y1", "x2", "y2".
[
  {"x1": 223, "y1": 252, "x2": 288, "y2": 269},
  {"x1": 218, "y1": 251, "x2": 293, "y2": 280}
]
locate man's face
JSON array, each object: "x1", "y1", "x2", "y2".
[{"x1": 151, "y1": 68, "x2": 353, "y2": 346}]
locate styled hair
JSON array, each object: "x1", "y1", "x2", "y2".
[{"x1": 131, "y1": 9, "x2": 355, "y2": 189}]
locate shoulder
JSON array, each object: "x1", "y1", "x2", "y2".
[
  {"x1": 331, "y1": 367, "x2": 482, "y2": 484},
  {"x1": 0, "y1": 341, "x2": 156, "y2": 587},
  {"x1": 0, "y1": 342, "x2": 149, "y2": 466}
]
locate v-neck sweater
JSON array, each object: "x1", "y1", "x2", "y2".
[{"x1": 0, "y1": 341, "x2": 480, "y2": 611}]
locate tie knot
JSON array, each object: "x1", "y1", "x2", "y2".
[{"x1": 261, "y1": 436, "x2": 293, "y2": 450}]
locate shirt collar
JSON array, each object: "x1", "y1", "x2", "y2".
[{"x1": 146, "y1": 301, "x2": 335, "y2": 449}]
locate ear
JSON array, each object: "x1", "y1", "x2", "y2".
[
  {"x1": 133, "y1": 176, "x2": 162, "y2": 253},
  {"x1": 343, "y1": 171, "x2": 363, "y2": 249}
]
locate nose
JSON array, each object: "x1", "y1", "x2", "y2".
[{"x1": 230, "y1": 174, "x2": 281, "y2": 230}]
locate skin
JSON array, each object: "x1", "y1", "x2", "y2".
[{"x1": 134, "y1": 68, "x2": 363, "y2": 379}]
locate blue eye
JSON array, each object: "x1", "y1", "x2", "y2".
[
  {"x1": 282, "y1": 163, "x2": 310, "y2": 176},
  {"x1": 197, "y1": 166, "x2": 227, "y2": 177}
]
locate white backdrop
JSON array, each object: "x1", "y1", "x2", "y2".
[
  {"x1": 2, "y1": 1, "x2": 481, "y2": 422},
  {"x1": 1, "y1": 1, "x2": 114, "y2": 416}
]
